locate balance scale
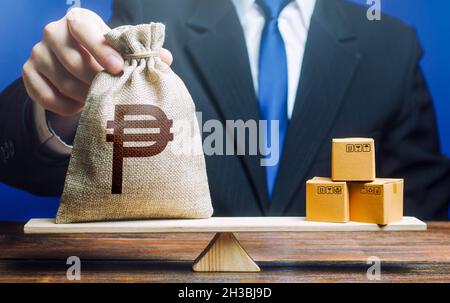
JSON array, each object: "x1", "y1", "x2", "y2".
[{"x1": 24, "y1": 216, "x2": 426, "y2": 272}]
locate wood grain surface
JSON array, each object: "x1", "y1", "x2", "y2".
[
  {"x1": 24, "y1": 217, "x2": 426, "y2": 233},
  {"x1": 192, "y1": 232, "x2": 261, "y2": 272},
  {"x1": 1, "y1": 222, "x2": 449, "y2": 282}
]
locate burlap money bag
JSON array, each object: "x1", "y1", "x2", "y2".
[{"x1": 56, "y1": 23, "x2": 213, "y2": 223}]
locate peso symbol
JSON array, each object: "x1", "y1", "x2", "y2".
[{"x1": 106, "y1": 104, "x2": 174, "y2": 194}]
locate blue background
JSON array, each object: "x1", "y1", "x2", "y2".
[{"x1": 0, "y1": 0, "x2": 449, "y2": 221}]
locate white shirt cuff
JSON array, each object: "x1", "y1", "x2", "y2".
[{"x1": 32, "y1": 101, "x2": 73, "y2": 156}]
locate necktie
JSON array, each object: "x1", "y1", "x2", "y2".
[{"x1": 257, "y1": 0, "x2": 291, "y2": 197}]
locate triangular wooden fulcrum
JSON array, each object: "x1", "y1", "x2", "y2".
[{"x1": 192, "y1": 232, "x2": 260, "y2": 272}]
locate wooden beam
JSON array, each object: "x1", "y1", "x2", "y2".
[{"x1": 24, "y1": 217, "x2": 426, "y2": 234}]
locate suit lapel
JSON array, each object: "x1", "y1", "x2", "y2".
[
  {"x1": 184, "y1": 0, "x2": 270, "y2": 214},
  {"x1": 269, "y1": 0, "x2": 361, "y2": 215}
]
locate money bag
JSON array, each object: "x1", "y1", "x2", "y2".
[{"x1": 56, "y1": 23, "x2": 213, "y2": 223}]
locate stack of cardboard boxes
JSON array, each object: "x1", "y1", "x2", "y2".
[{"x1": 306, "y1": 138, "x2": 404, "y2": 225}]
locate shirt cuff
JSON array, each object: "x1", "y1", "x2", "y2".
[{"x1": 32, "y1": 101, "x2": 73, "y2": 156}]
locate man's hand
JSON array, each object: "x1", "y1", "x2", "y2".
[{"x1": 22, "y1": 8, "x2": 173, "y2": 118}]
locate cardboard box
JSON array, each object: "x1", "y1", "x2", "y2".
[
  {"x1": 332, "y1": 138, "x2": 376, "y2": 181},
  {"x1": 350, "y1": 178, "x2": 404, "y2": 225},
  {"x1": 306, "y1": 177, "x2": 349, "y2": 223}
]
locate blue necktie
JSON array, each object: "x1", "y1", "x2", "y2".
[{"x1": 257, "y1": 0, "x2": 291, "y2": 197}]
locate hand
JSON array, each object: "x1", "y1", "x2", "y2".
[{"x1": 22, "y1": 8, "x2": 173, "y2": 118}]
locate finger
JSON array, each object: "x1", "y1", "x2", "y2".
[
  {"x1": 160, "y1": 48, "x2": 173, "y2": 66},
  {"x1": 22, "y1": 62, "x2": 84, "y2": 117},
  {"x1": 31, "y1": 42, "x2": 90, "y2": 103},
  {"x1": 43, "y1": 20, "x2": 102, "y2": 84},
  {"x1": 66, "y1": 8, "x2": 124, "y2": 74}
]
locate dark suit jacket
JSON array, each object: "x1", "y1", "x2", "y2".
[{"x1": 1, "y1": 0, "x2": 449, "y2": 219}]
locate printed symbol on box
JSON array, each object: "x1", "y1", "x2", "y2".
[
  {"x1": 347, "y1": 143, "x2": 370, "y2": 153},
  {"x1": 361, "y1": 186, "x2": 382, "y2": 195},
  {"x1": 106, "y1": 104, "x2": 174, "y2": 194},
  {"x1": 318, "y1": 186, "x2": 340, "y2": 195},
  {"x1": 326, "y1": 186, "x2": 334, "y2": 194}
]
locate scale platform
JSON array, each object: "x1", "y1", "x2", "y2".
[{"x1": 24, "y1": 217, "x2": 426, "y2": 272}]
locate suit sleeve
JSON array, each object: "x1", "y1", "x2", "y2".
[
  {"x1": 108, "y1": 0, "x2": 143, "y2": 27},
  {"x1": 379, "y1": 30, "x2": 450, "y2": 220},
  {"x1": 0, "y1": 78, "x2": 69, "y2": 196}
]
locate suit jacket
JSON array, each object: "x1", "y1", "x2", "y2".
[{"x1": 1, "y1": 0, "x2": 449, "y2": 219}]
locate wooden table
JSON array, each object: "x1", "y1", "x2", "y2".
[{"x1": 1, "y1": 221, "x2": 449, "y2": 282}]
